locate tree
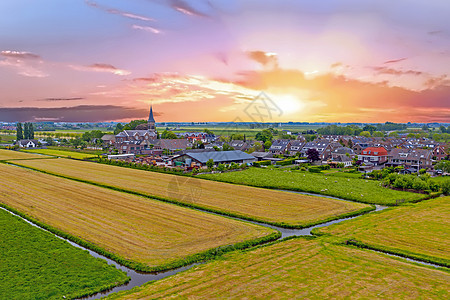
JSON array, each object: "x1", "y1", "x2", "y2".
[
  {"x1": 16, "y1": 123, "x2": 23, "y2": 140},
  {"x1": 264, "y1": 140, "x2": 272, "y2": 150},
  {"x1": 306, "y1": 148, "x2": 320, "y2": 162},
  {"x1": 123, "y1": 120, "x2": 147, "y2": 130},
  {"x1": 435, "y1": 161, "x2": 450, "y2": 173},
  {"x1": 23, "y1": 123, "x2": 29, "y2": 139},
  {"x1": 363, "y1": 125, "x2": 377, "y2": 134},
  {"x1": 360, "y1": 131, "x2": 371, "y2": 137},
  {"x1": 255, "y1": 129, "x2": 273, "y2": 143},
  {"x1": 29, "y1": 123, "x2": 34, "y2": 139},
  {"x1": 203, "y1": 128, "x2": 214, "y2": 135},
  {"x1": 222, "y1": 143, "x2": 234, "y2": 151},
  {"x1": 372, "y1": 131, "x2": 384, "y2": 137},
  {"x1": 114, "y1": 123, "x2": 124, "y2": 134},
  {"x1": 161, "y1": 130, "x2": 177, "y2": 139},
  {"x1": 422, "y1": 124, "x2": 429, "y2": 131},
  {"x1": 389, "y1": 131, "x2": 399, "y2": 137},
  {"x1": 206, "y1": 159, "x2": 214, "y2": 169}
]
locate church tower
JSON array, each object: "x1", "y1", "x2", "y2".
[{"x1": 148, "y1": 105, "x2": 156, "y2": 131}]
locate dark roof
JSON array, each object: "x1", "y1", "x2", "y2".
[
  {"x1": 156, "y1": 139, "x2": 190, "y2": 150},
  {"x1": 185, "y1": 150, "x2": 256, "y2": 163}
]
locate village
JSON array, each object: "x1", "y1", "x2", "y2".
[{"x1": 8, "y1": 106, "x2": 449, "y2": 177}]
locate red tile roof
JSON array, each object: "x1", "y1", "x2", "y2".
[{"x1": 361, "y1": 147, "x2": 388, "y2": 156}]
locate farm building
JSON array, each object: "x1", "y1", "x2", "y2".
[{"x1": 171, "y1": 150, "x2": 256, "y2": 167}]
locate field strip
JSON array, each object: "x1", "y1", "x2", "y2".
[
  {"x1": 8, "y1": 158, "x2": 372, "y2": 228},
  {"x1": 0, "y1": 149, "x2": 56, "y2": 160},
  {"x1": 0, "y1": 207, "x2": 129, "y2": 299},
  {"x1": 105, "y1": 237, "x2": 450, "y2": 299},
  {"x1": 23, "y1": 148, "x2": 98, "y2": 159},
  {"x1": 314, "y1": 197, "x2": 450, "y2": 267},
  {"x1": 0, "y1": 163, "x2": 276, "y2": 272}
]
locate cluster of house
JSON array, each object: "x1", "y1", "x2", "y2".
[{"x1": 98, "y1": 107, "x2": 448, "y2": 172}]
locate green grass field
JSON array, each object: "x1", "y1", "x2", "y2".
[
  {"x1": 23, "y1": 148, "x2": 98, "y2": 159},
  {"x1": 200, "y1": 168, "x2": 427, "y2": 205},
  {"x1": 107, "y1": 237, "x2": 450, "y2": 299},
  {"x1": 0, "y1": 208, "x2": 128, "y2": 300},
  {"x1": 315, "y1": 197, "x2": 450, "y2": 266},
  {"x1": 9, "y1": 158, "x2": 371, "y2": 228},
  {"x1": 0, "y1": 134, "x2": 16, "y2": 143}
]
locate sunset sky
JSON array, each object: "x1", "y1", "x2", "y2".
[{"x1": 0, "y1": 0, "x2": 449, "y2": 123}]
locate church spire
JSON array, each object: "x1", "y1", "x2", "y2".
[
  {"x1": 148, "y1": 105, "x2": 156, "y2": 130},
  {"x1": 148, "y1": 105, "x2": 155, "y2": 123}
]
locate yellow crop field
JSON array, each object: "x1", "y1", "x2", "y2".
[
  {"x1": 0, "y1": 149, "x2": 48, "y2": 160},
  {"x1": 107, "y1": 238, "x2": 450, "y2": 299},
  {"x1": 315, "y1": 197, "x2": 450, "y2": 267},
  {"x1": 11, "y1": 158, "x2": 371, "y2": 227},
  {"x1": 0, "y1": 163, "x2": 274, "y2": 271}
]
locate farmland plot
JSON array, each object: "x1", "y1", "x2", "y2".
[
  {"x1": 315, "y1": 197, "x2": 450, "y2": 266},
  {"x1": 0, "y1": 149, "x2": 48, "y2": 160},
  {"x1": 200, "y1": 168, "x2": 426, "y2": 205},
  {"x1": 0, "y1": 163, "x2": 274, "y2": 271},
  {"x1": 11, "y1": 158, "x2": 371, "y2": 227},
  {"x1": 106, "y1": 237, "x2": 450, "y2": 299}
]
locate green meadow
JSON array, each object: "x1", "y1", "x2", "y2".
[
  {"x1": 200, "y1": 167, "x2": 427, "y2": 205},
  {"x1": 0, "y1": 208, "x2": 128, "y2": 300}
]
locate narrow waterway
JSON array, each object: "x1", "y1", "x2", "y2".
[{"x1": 0, "y1": 194, "x2": 444, "y2": 300}]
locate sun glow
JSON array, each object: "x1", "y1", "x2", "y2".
[{"x1": 272, "y1": 94, "x2": 304, "y2": 114}]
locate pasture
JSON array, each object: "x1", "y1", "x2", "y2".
[
  {"x1": 200, "y1": 168, "x2": 427, "y2": 205},
  {"x1": 0, "y1": 208, "x2": 128, "y2": 300},
  {"x1": 315, "y1": 197, "x2": 450, "y2": 266},
  {"x1": 107, "y1": 237, "x2": 450, "y2": 299},
  {"x1": 0, "y1": 149, "x2": 49, "y2": 160},
  {"x1": 23, "y1": 148, "x2": 98, "y2": 159},
  {"x1": 0, "y1": 163, "x2": 274, "y2": 271},
  {"x1": 10, "y1": 158, "x2": 371, "y2": 228}
]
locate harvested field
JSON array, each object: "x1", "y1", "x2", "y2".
[
  {"x1": 107, "y1": 237, "x2": 450, "y2": 299},
  {"x1": 23, "y1": 148, "x2": 97, "y2": 159},
  {"x1": 0, "y1": 149, "x2": 49, "y2": 160},
  {"x1": 315, "y1": 197, "x2": 450, "y2": 266},
  {"x1": 0, "y1": 163, "x2": 274, "y2": 271},
  {"x1": 11, "y1": 158, "x2": 371, "y2": 227}
]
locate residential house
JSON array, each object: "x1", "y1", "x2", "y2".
[
  {"x1": 176, "y1": 132, "x2": 216, "y2": 143},
  {"x1": 204, "y1": 141, "x2": 225, "y2": 150},
  {"x1": 358, "y1": 146, "x2": 388, "y2": 165},
  {"x1": 101, "y1": 134, "x2": 116, "y2": 145},
  {"x1": 300, "y1": 140, "x2": 332, "y2": 160},
  {"x1": 228, "y1": 140, "x2": 251, "y2": 152},
  {"x1": 330, "y1": 147, "x2": 355, "y2": 167},
  {"x1": 171, "y1": 150, "x2": 256, "y2": 168},
  {"x1": 433, "y1": 145, "x2": 447, "y2": 161},
  {"x1": 386, "y1": 148, "x2": 433, "y2": 170},
  {"x1": 17, "y1": 139, "x2": 39, "y2": 148},
  {"x1": 269, "y1": 139, "x2": 291, "y2": 155},
  {"x1": 288, "y1": 140, "x2": 305, "y2": 156},
  {"x1": 114, "y1": 130, "x2": 157, "y2": 154}
]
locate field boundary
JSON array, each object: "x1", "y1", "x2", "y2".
[
  {"x1": 345, "y1": 239, "x2": 450, "y2": 268},
  {"x1": 5, "y1": 161, "x2": 375, "y2": 229},
  {"x1": 0, "y1": 201, "x2": 281, "y2": 272}
]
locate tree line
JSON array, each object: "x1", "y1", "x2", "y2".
[{"x1": 16, "y1": 122, "x2": 34, "y2": 140}]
